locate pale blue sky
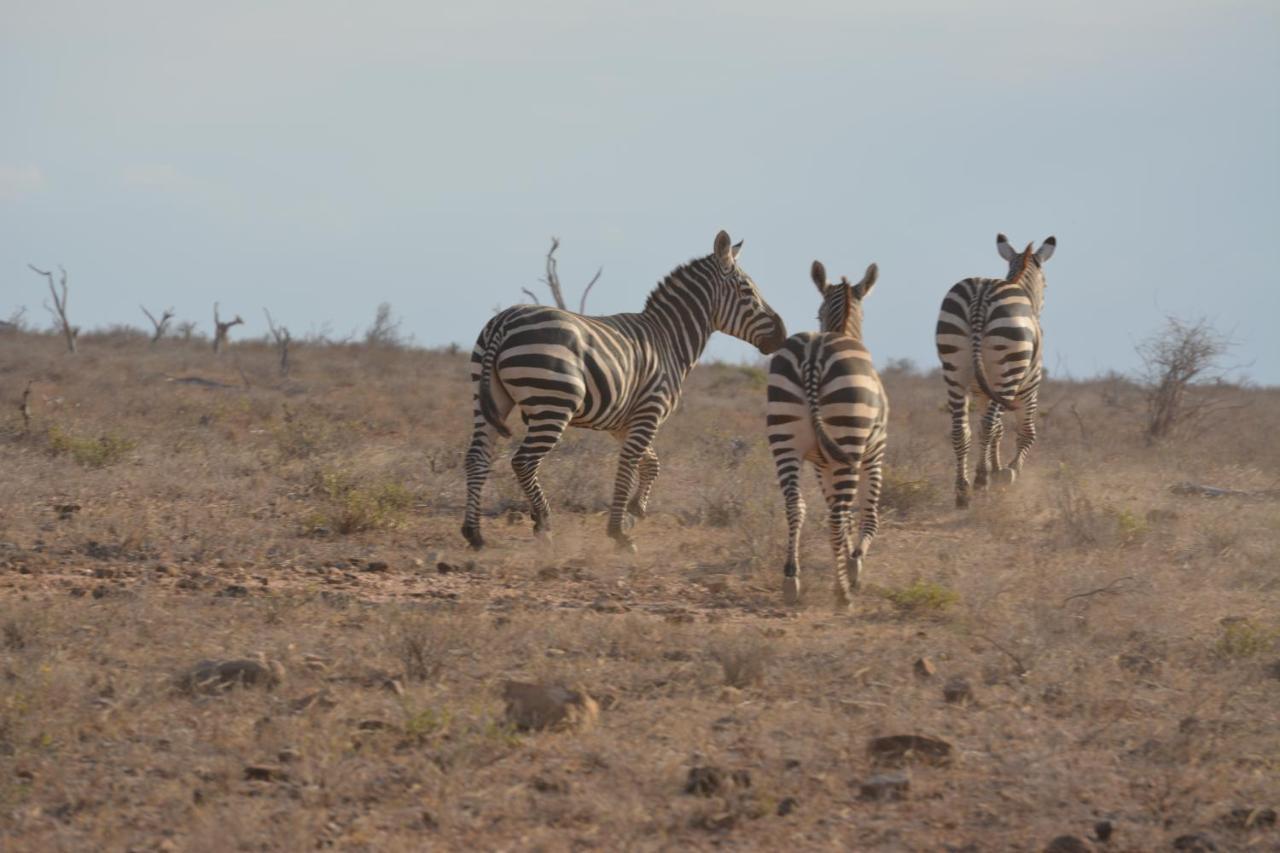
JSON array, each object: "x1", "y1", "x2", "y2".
[{"x1": 3, "y1": 1, "x2": 1278, "y2": 382}]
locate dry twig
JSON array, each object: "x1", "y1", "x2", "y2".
[{"x1": 27, "y1": 264, "x2": 77, "y2": 353}]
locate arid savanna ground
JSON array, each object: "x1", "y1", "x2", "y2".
[{"x1": 1, "y1": 329, "x2": 1277, "y2": 851}]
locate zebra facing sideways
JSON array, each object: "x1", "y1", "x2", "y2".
[
  {"x1": 935, "y1": 233, "x2": 1057, "y2": 508},
  {"x1": 463, "y1": 230, "x2": 787, "y2": 552},
  {"x1": 767, "y1": 261, "x2": 887, "y2": 607}
]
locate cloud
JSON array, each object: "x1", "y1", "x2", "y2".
[{"x1": 0, "y1": 165, "x2": 45, "y2": 200}]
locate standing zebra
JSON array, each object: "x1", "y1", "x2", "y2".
[
  {"x1": 767, "y1": 261, "x2": 887, "y2": 607},
  {"x1": 935, "y1": 233, "x2": 1057, "y2": 508},
  {"x1": 463, "y1": 230, "x2": 787, "y2": 552}
]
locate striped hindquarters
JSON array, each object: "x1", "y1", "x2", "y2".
[
  {"x1": 935, "y1": 277, "x2": 1041, "y2": 407},
  {"x1": 767, "y1": 332, "x2": 888, "y2": 468}
]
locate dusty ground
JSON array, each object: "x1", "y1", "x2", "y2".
[{"x1": 1, "y1": 330, "x2": 1277, "y2": 851}]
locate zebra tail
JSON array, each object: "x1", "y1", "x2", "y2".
[
  {"x1": 477, "y1": 327, "x2": 512, "y2": 438},
  {"x1": 805, "y1": 339, "x2": 854, "y2": 465},
  {"x1": 969, "y1": 294, "x2": 1020, "y2": 411}
]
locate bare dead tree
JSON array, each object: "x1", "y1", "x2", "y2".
[
  {"x1": 212, "y1": 302, "x2": 243, "y2": 354},
  {"x1": 263, "y1": 308, "x2": 292, "y2": 376},
  {"x1": 140, "y1": 305, "x2": 175, "y2": 345},
  {"x1": 521, "y1": 237, "x2": 603, "y2": 313},
  {"x1": 27, "y1": 264, "x2": 78, "y2": 353},
  {"x1": 19, "y1": 380, "x2": 34, "y2": 434},
  {"x1": 1137, "y1": 316, "x2": 1235, "y2": 442}
]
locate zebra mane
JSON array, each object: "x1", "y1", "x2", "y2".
[{"x1": 642, "y1": 254, "x2": 718, "y2": 313}]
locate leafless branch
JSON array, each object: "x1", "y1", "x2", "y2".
[
  {"x1": 19, "y1": 380, "x2": 34, "y2": 434},
  {"x1": 28, "y1": 263, "x2": 77, "y2": 353},
  {"x1": 140, "y1": 305, "x2": 175, "y2": 345},
  {"x1": 541, "y1": 236, "x2": 567, "y2": 309},
  {"x1": 1061, "y1": 575, "x2": 1134, "y2": 607},
  {"x1": 264, "y1": 308, "x2": 292, "y2": 376},
  {"x1": 520, "y1": 287, "x2": 541, "y2": 305},
  {"x1": 974, "y1": 633, "x2": 1029, "y2": 678},
  {"x1": 578, "y1": 266, "x2": 603, "y2": 315},
  {"x1": 1138, "y1": 316, "x2": 1235, "y2": 442},
  {"x1": 213, "y1": 302, "x2": 244, "y2": 355}
]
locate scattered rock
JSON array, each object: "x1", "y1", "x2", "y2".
[
  {"x1": 364, "y1": 561, "x2": 389, "y2": 573},
  {"x1": 1171, "y1": 834, "x2": 1216, "y2": 852},
  {"x1": 682, "y1": 765, "x2": 750, "y2": 797},
  {"x1": 1265, "y1": 660, "x2": 1280, "y2": 680},
  {"x1": 867, "y1": 734, "x2": 954, "y2": 767},
  {"x1": 218, "y1": 584, "x2": 250, "y2": 598},
  {"x1": 1118, "y1": 653, "x2": 1158, "y2": 675},
  {"x1": 91, "y1": 585, "x2": 110, "y2": 599},
  {"x1": 776, "y1": 796, "x2": 799, "y2": 816},
  {"x1": 530, "y1": 774, "x2": 570, "y2": 794},
  {"x1": 662, "y1": 649, "x2": 693, "y2": 662},
  {"x1": 289, "y1": 690, "x2": 336, "y2": 714},
  {"x1": 943, "y1": 677, "x2": 973, "y2": 704},
  {"x1": 54, "y1": 503, "x2": 81, "y2": 519},
  {"x1": 536, "y1": 566, "x2": 560, "y2": 581},
  {"x1": 1217, "y1": 807, "x2": 1277, "y2": 830},
  {"x1": 277, "y1": 748, "x2": 301, "y2": 764},
  {"x1": 501, "y1": 681, "x2": 598, "y2": 732},
  {"x1": 914, "y1": 657, "x2": 936, "y2": 678},
  {"x1": 1044, "y1": 836, "x2": 1094, "y2": 853},
  {"x1": 357, "y1": 719, "x2": 391, "y2": 731},
  {"x1": 176, "y1": 658, "x2": 284, "y2": 693},
  {"x1": 858, "y1": 772, "x2": 909, "y2": 801},
  {"x1": 243, "y1": 764, "x2": 288, "y2": 783},
  {"x1": 1094, "y1": 820, "x2": 1114, "y2": 842}
]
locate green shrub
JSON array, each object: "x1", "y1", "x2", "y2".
[
  {"x1": 307, "y1": 469, "x2": 414, "y2": 534},
  {"x1": 48, "y1": 426, "x2": 135, "y2": 468},
  {"x1": 1213, "y1": 619, "x2": 1278, "y2": 660},
  {"x1": 880, "y1": 580, "x2": 959, "y2": 614},
  {"x1": 880, "y1": 469, "x2": 940, "y2": 516}
]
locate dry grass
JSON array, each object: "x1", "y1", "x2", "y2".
[{"x1": 1, "y1": 330, "x2": 1278, "y2": 850}]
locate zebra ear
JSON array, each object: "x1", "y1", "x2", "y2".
[
  {"x1": 714, "y1": 230, "x2": 734, "y2": 266},
  {"x1": 1036, "y1": 236, "x2": 1057, "y2": 263},
  {"x1": 810, "y1": 260, "x2": 827, "y2": 293},
  {"x1": 854, "y1": 263, "x2": 878, "y2": 300},
  {"x1": 731, "y1": 240, "x2": 743, "y2": 260},
  {"x1": 996, "y1": 233, "x2": 1016, "y2": 262}
]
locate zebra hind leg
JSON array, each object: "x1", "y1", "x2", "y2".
[
  {"x1": 850, "y1": 446, "x2": 885, "y2": 591},
  {"x1": 773, "y1": 452, "x2": 806, "y2": 605},
  {"x1": 462, "y1": 420, "x2": 503, "y2": 550},
  {"x1": 947, "y1": 390, "x2": 972, "y2": 508},
  {"x1": 607, "y1": 426, "x2": 658, "y2": 552},
  {"x1": 975, "y1": 401, "x2": 1002, "y2": 492},
  {"x1": 510, "y1": 410, "x2": 572, "y2": 540},
  {"x1": 1006, "y1": 390, "x2": 1039, "y2": 480},
  {"x1": 821, "y1": 464, "x2": 858, "y2": 609}
]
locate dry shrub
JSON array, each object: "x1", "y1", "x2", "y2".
[
  {"x1": 879, "y1": 467, "x2": 940, "y2": 516},
  {"x1": 878, "y1": 580, "x2": 958, "y2": 614},
  {"x1": 47, "y1": 425, "x2": 135, "y2": 468},
  {"x1": 1213, "y1": 618, "x2": 1279, "y2": 660},
  {"x1": 307, "y1": 468, "x2": 414, "y2": 534},
  {"x1": 390, "y1": 612, "x2": 465, "y2": 682},
  {"x1": 1137, "y1": 315, "x2": 1235, "y2": 442},
  {"x1": 710, "y1": 631, "x2": 772, "y2": 688},
  {"x1": 272, "y1": 407, "x2": 333, "y2": 460}
]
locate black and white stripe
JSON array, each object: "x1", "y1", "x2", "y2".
[
  {"x1": 935, "y1": 233, "x2": 1056, "y2": 508},
  {"x1": 462, "y1": 230, "x2": 787, "y2": 551},
  {"x1": 767, "y1": 261, "x2": 888, "y2": 606}
]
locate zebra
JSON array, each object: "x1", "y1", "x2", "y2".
[
  {"x1": 462, "y1": 230, "x2": 787, "y2": 552},
  {"x1": 935, "y1": 233, "x2": 1057, "y2": 508},
  {"x1": 766, "y1": 260, "x2": 887, "y2": 607}
]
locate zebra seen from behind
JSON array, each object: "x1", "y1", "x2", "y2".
[
  {"x1": 463, "y1": 230, "x2": 787, "y2": 552},
  {"x1": 767, "y1": 261, "x2": 888, "y2": 607},
  {"x1": 934, "y1": 233, "x2": 1057, "y2": 508}
]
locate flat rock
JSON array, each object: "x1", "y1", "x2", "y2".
[
  {"x1": 913, "y1": 657, "x2": 936, "y2": 678},
  {"x1": 244, "y1": 764, "x2": 288, "y2": 782},
  {"x1": 176, "y1": 658, "x2": 284, "y2": 693},
  {"x1": 867, "y1": 734, "x2": 954, "y2": 767},
  {"x1": 1044, "y1": 836, "x2": 1094, "y2": 853},
  {"x1": 859, "y1": 772, "x2": 909, "y2": 801},
  {"x1": 943, "y1": 677, "x2": 974, "y2": 704},
  {"x1": 1172, "y1": 834, "x2": 1216, "y2": 851},
  {"x1": 501, "y1": 680, "x2": 598, "y2": 732},
  {"x1": 1217, "y1": 807, "x2": 1277, "y2": 830}
]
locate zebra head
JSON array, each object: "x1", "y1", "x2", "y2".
[
  {"x1": 711, "y1": 230, "x2": 787, "y2": 354},
  {"x1": 996, "y1": 233, "x2": 1056, "y2": 308},
  {"x1": 811, "y1": 260, "x2": 878, "y2": 341}
]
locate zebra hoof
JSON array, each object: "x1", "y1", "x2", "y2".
[
  {"x1": 955, "y1": 494, "x2": 970, "y2": 510},
  {"x1": 609, "y1": 532, "x2": 637, "y2": 554},
  {"x1": 461, "y1": 525, "x2": 484, "y2": 550},
  {"x1": 993, "y1": 468, "x2": 1017, "y2": 486},
  {"x1": 848, "y1": 557, "x2": 864, "y2": 591},
  {"x1": 782, "y1": 575, "x2": 800, "y2": 605},
  {"x1": 625, "y1": 500, "x2": 648, "y2": 521}
]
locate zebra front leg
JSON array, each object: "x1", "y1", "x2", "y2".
[
  {"x1": 626, "y1": 446, "x2": 660, "y2": 523},
  {"x1": 1008, "y1": 390, "x2": 1039, "y2": 477},
  {"x1": 821, "y1": 464, "x2": 858, "y2": 609},
  {"x1": 510, "y1": 410, "x2": 571, "y2": 540},
  {"x1": 850, "y1": 446, "x2": 885, "y2": 591},
  {"x1": 947, "y1": 385, "x2": 972, "y2": 508},
  {"x1": 772, "y1": 450, "x2": 806, "y2": 604},
  {"x1": 607, "y1": 423, "x2": 657, "y2": 552}
]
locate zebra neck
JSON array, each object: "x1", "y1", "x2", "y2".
[{"x1": 640, "y1": 281, "x2": 716, "y2": 377}]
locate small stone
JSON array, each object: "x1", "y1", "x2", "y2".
[
  {"x1": 545, "y1": 648, "x2": 567, "y2": 658},
  {"x1": 364, "y1": 561, "x2": 389, "y2": 573},
  {"x1": 943, "y1": 677, "x2": 973, "y2": 704},
  {"x1": 244, "y1": 764, "x2": 287, "y2": 782},
  {"x1": 537, "y1": 566, "x2": 560, "y2": 581},
  {"x1": 1094, "y1": 820, "x2": 1114, "y2": 842},
  {"x1": 91, "y1": 585, "x2": 110, "y2": 599},
  {"x1": 357, "y1": 719, "x2": 390, "y2": 731},
  {"x1": 868, "y1": 734, "x2": 954, "y2": 767},
  {"x1": 501, "y1": 681, "x2": 598, "y2": 732},
  {"x1": 277, "y1": 748, "x2": 301, "y2": 764},
  {"x1": 1217, "y1": 807, "x2": 1277, "y2": 829},
  {"x1": 289, "y1": 690, "x2": 336, "y2": 713},
  {"x1": 1044, "y1": 836, "x2": 1094, "y2": 853},
  {"x1": 1172, "y1": 834, "x2": 1216, "y2": 852},
  {"x1": 176, "y1": 658, "x2": 284, "y2": 693},
  {"x1": 684, "y1": 766, "x2": 725, "y2": 797},
  {"x1": 914, "y1": 657, "x2": 936, "y2": 678},
  {"x1": 218, "y1": 584, "x2": 250, "y2": 598},
  {"x1": 776, "y1": 796, "x2": 799, "y2": 816},
  {"x1": 859, "y1": 772, "x2": 909, "y2": 801},
  {"x1": 436, "y1": 562, "x2": 458, "y2": 574}
]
